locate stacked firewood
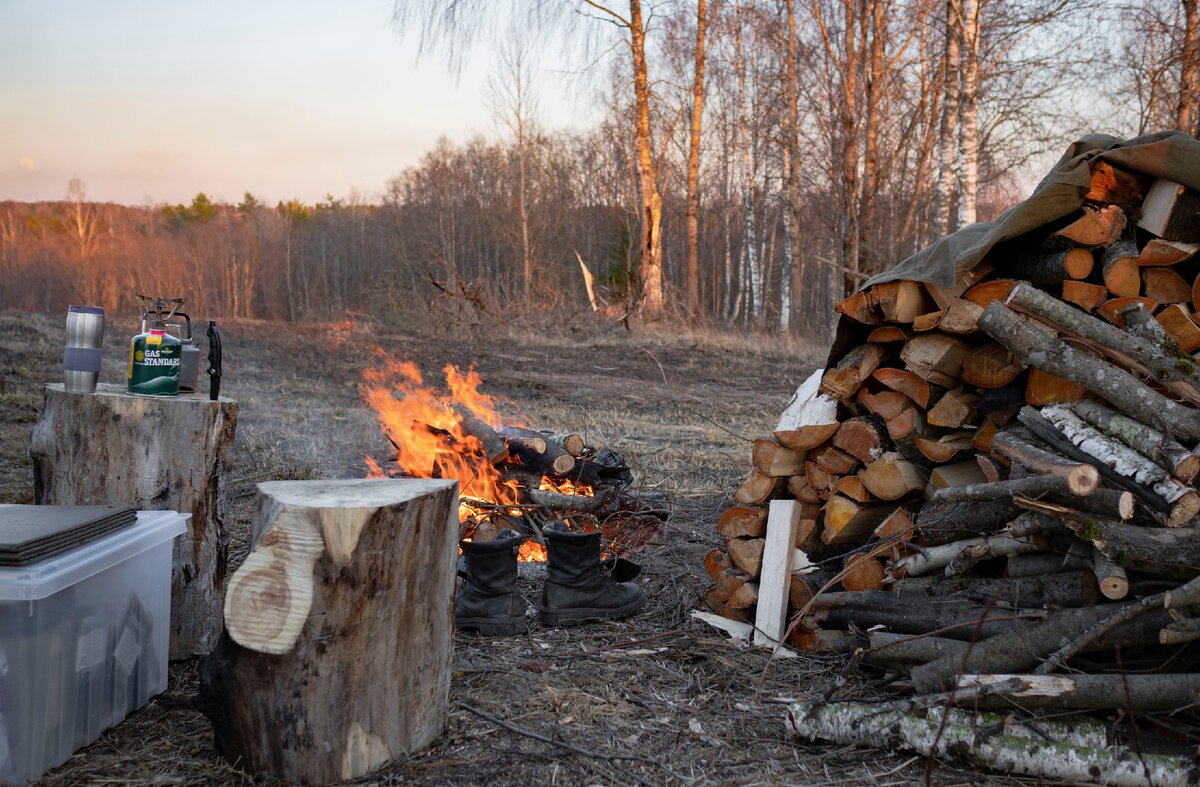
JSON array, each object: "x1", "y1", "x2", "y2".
[{"x1": 705, "y1": 166, "x2": 1200, "y2": 707}]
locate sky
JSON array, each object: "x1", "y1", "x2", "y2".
[{"x1": 0, "y1": 1, "x2": 587, "y2": 206}]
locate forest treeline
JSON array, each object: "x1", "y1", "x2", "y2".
[{"x1": 2, "y1": 0, "x2": 1198, "y2": 334}]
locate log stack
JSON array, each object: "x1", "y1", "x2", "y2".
[{"x1": 705, "y1": 166, "x2": 1200, "y2": 712}]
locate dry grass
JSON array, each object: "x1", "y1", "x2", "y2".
[{"x1": 1, "y1": 308, "x2": 1024, "y2": 786}]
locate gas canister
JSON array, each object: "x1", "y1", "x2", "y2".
[{"x1": 127, "y1": 329, "x2": 181, "y2": 395}]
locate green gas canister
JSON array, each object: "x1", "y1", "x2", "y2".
[{"x1": 128, "y1": 295, "x2": 186, "y2": 396}]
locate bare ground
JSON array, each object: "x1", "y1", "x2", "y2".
[{"x1": 0, "y1": 308, "x2": 1033, "y2": 786}]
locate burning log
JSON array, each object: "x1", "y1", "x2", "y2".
[{"x1": 500, "y1": 426, "x2": 575, "y2": 475}]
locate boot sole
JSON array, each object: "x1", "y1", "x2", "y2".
[
  {"x1": 538, "y1": 594, "x2": 646, "y2": 627},
  {"x1": 456, "y1": 616, "x2": 527, "y2": 636}
]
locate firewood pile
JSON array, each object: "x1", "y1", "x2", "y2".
[{"x1": 704, "y1": 164, "x2": 1200, "y2": 723}]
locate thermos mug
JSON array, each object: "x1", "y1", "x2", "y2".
[{"x1": 64, "y1": 305, "x2": 104, "y2": 393}]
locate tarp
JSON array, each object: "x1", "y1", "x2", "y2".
[{"x1": 825, "y1": 130, "x2": 1200, "y2": 367}]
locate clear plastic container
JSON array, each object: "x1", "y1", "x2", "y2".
[{"x1": 0, "y1": 510, "x2": 187, "y2": 784}]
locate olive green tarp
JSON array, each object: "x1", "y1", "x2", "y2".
[{"x1": 825, "y1": 130, "x2": 1200, "y2": 367}]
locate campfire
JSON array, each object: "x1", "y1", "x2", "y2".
[{"x1": 360, "y1": 350, "x2": 667, "y2": 560}]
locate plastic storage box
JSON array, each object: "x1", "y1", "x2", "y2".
[{"x1": 0, "y1": 510, "x2": 187, "y2": 784}]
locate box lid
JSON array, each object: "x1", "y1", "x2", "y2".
[{"x1": 0, "y1": 510, "x2": 188, "y2": 601}]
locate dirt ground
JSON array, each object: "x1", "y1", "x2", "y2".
[{"x1": 0, "y1": 308, "x2": 1030, "y2": 786}]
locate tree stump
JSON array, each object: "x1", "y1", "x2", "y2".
[
  {"x1": 198, "y1": 478, "x2": 459, "y2": 785},
  {"x1": 29, "y1": 383, "x2": 237, "y2": 659}
]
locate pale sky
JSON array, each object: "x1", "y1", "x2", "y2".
[{"x1": 0, "y1": 1, "x2": 586, "y2": 206}]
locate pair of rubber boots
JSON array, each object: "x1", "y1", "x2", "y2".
[{"x1": 455, "y1": 522, "x2": 644, "y2": 635}]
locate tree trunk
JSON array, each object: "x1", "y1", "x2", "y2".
[
  {"x1": 935, "y1": 0, "x2": 962, "y2": 236},
  {"x1": 629, "y1": 0, "x2": 664, "y2": 320},
  {"x1": 1179, "y1": 0, "x2": 1200, "y2": 135},
  {"x1": 198, "y1": 478, "x2": 458, "y2": 785},
  {"x1": 30, "y1": 383, "x2": 237, "y2": 660},
  {"x1": 685, "y1": 0, "x2": 708, "y2": 319},
  {"x1": 957, "y1": 0, "x2": 979, "y2": 225}
]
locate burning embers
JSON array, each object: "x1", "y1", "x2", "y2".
[{"x1": 361, "y1": 350, "x2": 667, "y2": 561}]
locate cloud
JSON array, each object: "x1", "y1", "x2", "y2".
[{"x1": 18, "y1": 156, "x2": 35, "y2": 172}]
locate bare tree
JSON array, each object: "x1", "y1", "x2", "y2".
[{"x1": 685, "y1": 0, "x2": 711, "y2": 318}]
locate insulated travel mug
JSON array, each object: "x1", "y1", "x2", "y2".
[{"x1": 64, "y1": 305, "x2": 104, "y2": 393}]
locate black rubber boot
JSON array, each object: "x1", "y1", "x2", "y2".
[
  {"x1": 455, "y1": 529, "x2": 527, "y2": 635},
  {"x1": 539, "y1": 521, "x2": 645, "y2": 626}
]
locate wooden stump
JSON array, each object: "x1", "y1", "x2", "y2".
[
  {"x1": 29, "y1": 383, "x2": 237, "y2": 659},
  {"x1": 198, "y1": 478, "x2": 459, "y2": 785}
]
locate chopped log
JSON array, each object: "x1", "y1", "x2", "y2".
[
  {"x1": 1071, "y1": 399, "x2": 1200, "y2": 483},
  {"x1": 717, "y1": 505, "x2": 768, "y2": 538},
  {"x1": 794, "y1": 516, "x2": 820, "y2": 547},
  {"x1": 961, "y1": 343, "x2": 1025, "y2": 388},
  {"x1": 808, "y1": 591, "x2": 1035, "y2": 639},
  {"x1": 1006, "y1": 553, "x2": 1068, "y2": 578},
  {"x1": 835, "y1": 290, "x2": 882, "y2": 324},
  {"x1": 925, "y1": 261, "x2": 994, "y2": 309},
  {"x1": 1090, "y1": 545, "x2": 1129, "y2": 601},
  {"x1": 805, "y1": 460, "x2": 837, "y2": 500},
  {"x1": 1160, "y1": 618, "x2": 1200, "y2": 645},
  {"x1": 893, "y1": 571, "x2": 1100, "y2": 609},
  {"x1": 726, "y1": 581, "x2": 759, "y2": 609},
  {"x1": 1154, "y1": 303, "x2": 1200, "y2": 352},
  {"x1": 1086, "y1": 160, "x2": 1152, "y2": 203},
  {"x1": 821, "y1": 343, "x2": 888, "y2": 400},
  {"x1": 886, "y1": 406, "x2": 923, "y2": 441},
  {"x1": 751, "y1": 438, "x2": 807, "y2": 477},
  {"x1": 1139, "y1": 238, "x2": 1200, "y2": 266},
  {"x1": 822, "y1": 496, "x2": 893, "y2": 544},
  {"x1": 914, "y1": 432, "x2": 975, "y2": 464},
  {"x1": 544, "y1": 432, "x2": 586, "y2": 457},
  {"x1": 858, "y1": 452, "x2": 928, "y2": 500},
  {"x1": 842, "y1": 553, "x2": 886, "y2": 592},
  {"x1": 1041, "y1": 405, "x2": 1200, "y2": 526},
  {"x1": 199, "y1": 478, "x2": 458, "y2": 784},
  {"x1": 955, "y1": 673, "x2": 1200, "y2": 712},
  {"x1": 927, "y1": 459, "x2": 987, "y2": 492},
  {"x1": 31, "y1": 383, "x2": 238, "y2": 660},
  {"x1": 913, "y1": 601, "x2": 1174, "y2": 694},
  {"x1": 726, "y1": 537, "x2": 766, "y2": 578},
  {"x1": 811, "y1": 444, "x2": 858, "y2": 475},
  {"x1": 787, "y1": 475, "x2": 821, "y2": 503},
  {"x1": 1164, "y1": 574, "x2": 1200, "y2": 609},
  {"x1": 975, "y1": 453, "x2": 1004, "y2": 482},
  {"x1": 703, "y1": 548, "x2": 732, "y2": 582},
  {"x1": 699, "y1": 587, "x2": 748, "y2": 622},
  {"x1": 938, "y1": 299, "x2": 985, "y2": 334},
  {"x1": 963, "y1": 279, "x2": 1017, "y2": 308},
  {"x1": 867, "y1": 325, "x2": 909, "y2": 343},
  {"x1": 990, "y1": 429, "x2": 1101, "y2": 493},
  {"x1": 857, "y1": 389, "x2": 914, "y2": 420},
  {"x1": 524, "y1": 487, "x2": 611, "y2": 513},
  {"x1": 893, "y1": 533, "x2": 1045, "y2": 577},
  {"x1": 1096, "y1": 295, "x2": 1157, "y2": 326},
  {"x1": 1052, "y1": 204, "x2": 1127, "y2": 247},
  {"x1": 865, "y1": 631, "x2": 968, "y2": 664},
  {"x1": 713, "y1": 565, "x2": 752, "y2": 602},
  {"x1": 912, "y1": 310, "x2": 945, "y2": 331},
  {"x1": 1062, "y1": 513, "x2": 1200, "y2": 579},
  {"x1": 833, "y1": 475, "x2": 873, "y2": 503},
  {"x1": 1060, "y1": 280, "x2": 1108, "y2": 312},
  {"x1": 1054, "y1": 487, "x2": 1136, "y2": 521},
  {"x1": 972, "y1": 420, "x2": 999, "y2": 452},
  {"x1": 872, "y1": 368, "x2": 932, "y2": 408},
  {"x1": 1024, "y1": 367, "x2": 1084, "y2": 406},
  {"x1": 787, "y1": 700, "x2": 1198, "y2": 786},
  {"x1": 775, "y1": 370, "x2": 841, "y2": 450},
  {"x1": 456, "y1": 410, "x2": 509, "y2": 465},
  {"x1": 500, "y1": 426, "x2": 574, "y2": 475},
  {"x1": 734, "y1": 470, "x2": 780, "y2": 505},
  {"x1": 1100, "y1": 239, "x2": 1141, "y2": 297},
  {"x1": 1004, "y1": 282, "x2": 1200, "y2": 405},
  {"x1": 1008, "y1": 247, "x2": 1094, "y2": 285},
  {"x1": 1142, "y1": 266, "x2": 1192, "y2": 304},
  {"x1": 900, "y1": 333, "x2": 971, "y2": 387},
  {"x1": 789, "y1": 568, "x2": 838, "y2": 609},
  {"x1": 873, "y1": 280, "x2": 936, "y2": 323},
  {"x1": 754, "y1": 500, "x2": 801, "y2": 646},
  {"x1": 1137, "y1": 178, "x2": 1200, "y2": 241},
  {"x1": 916, "y1": 499, "x2": 1018, "y2": 546},
  {"x1": 926, "y1": 388, "x2": 978, "y2": 428},
  {"x1": 931, "y1": 473, "x2": 1097, "y2": 505},
  {"x1": 979, "y1": 300, "x2": 1200, "y2": 440},
  {"x1": 874, "y1": 505, "x2": 916, "y2": 539},
  {"x1": 833, "y1": 415, "x2": 892, "y2": 463}
]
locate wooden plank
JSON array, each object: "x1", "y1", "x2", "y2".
[{"x1": 753, "y1": 500, "x2": 801, "y2": 647}]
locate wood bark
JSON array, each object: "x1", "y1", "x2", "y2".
[
  {"x1": 990, "y1": 429, "x2": 1100, "y2": 492},
  {"x1": 30, "y1": 383, "x2": 238, "y2": 659},
  {"x1": 629, "y1": 0, "x2": 664, "y2": 319},
  {"x1": 1071, "y1": 399, "x2": 1200, "y2": 483},
  {"x1": 954, "y1": 673, "x2": 1200, "y2": 711},
  {"x1": 1007, "y1": 246, "x2": 1093, "y2": 285},
  {"x1": 930, "y1": 473, "x2": 1097, "y2": 504},
  {"x1": 809, "y1": 591, "x2": 1034, "y2": 639},
  {"x1": 684, "y1": 0, "x2": 708, "y2": 319},
  {"x1": 893, "y1": 533, "x2": 1045, "y2": 577},
  {"x1": 198, "y1": 478, "x2": 458, "y2": 784},
  {"x1": 1063, "y1": 512, "x2": 1200, "y2": 579}
]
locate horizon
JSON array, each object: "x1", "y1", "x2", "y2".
[{"x1": 1, "y1": 0, "x2": 589, "y2": 207}]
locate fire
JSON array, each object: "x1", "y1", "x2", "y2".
[{"x1": 360, "y1": 348, "x2": 580, "y2": 562}]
